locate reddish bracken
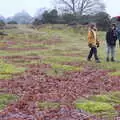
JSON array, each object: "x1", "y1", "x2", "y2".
[{"x1": 0, "y1": 64, "x2": 120, "y2": 120}]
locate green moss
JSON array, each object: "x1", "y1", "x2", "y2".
[
  {"x1": 38, "y1": 102, "x2": 60, "y2": 109},
  {"x1": 89, "y1": 95, "x2": 111, "y2": 103},
  {"x1": 0, "y1": 74, "x2": 12, "y2": 79},
  {"x1": 0, "y1": 94, "x2": 18, "y2": 110},
  {"x1": 98, "y1": 62, "x2": 120, "y2": 71},
  {"x1": 0, "y1": 104, "x2": 6, "y2": 110},
  {"x1": 108, "y1": 92, "x2": 120, "y2": 104},
  {"x1": 88, "y1": 92, "x2": 120, "y2": 105},
  {"x1": 110, "y1": 92, "x2": 120, "y2": 98},
  {"x1": 75, "y1": 92, "x2": 120, "y2": 117},
  {"x1": 46, "y1": 63, "x2": 81, "y2": 76},
  {"x1": 0, "y1": 60, "x2": 25, "y2": 79},
  {"x1": 75, "y1": 101, "x2": 115, "y2": 114},
  {"x1": 52, "y1": 63, "x2": 81, "y2": 71},
  {"x1": 110, "y1": 71, "x2": 120, "y2": 76}
]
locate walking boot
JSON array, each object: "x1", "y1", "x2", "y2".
[
  {"x1": 96, "y1": 59, "x2": 101, "y2": 63},
  {"x1": 111, "y1": 57, "x2": 115, "y2": 62},
  {"x1": 106, "y1": 57, "x2": 109, "y2": 62}
]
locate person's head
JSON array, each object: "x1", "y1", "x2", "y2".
[
  {"x1": 89, "y1": 23, "x2": 97, "y2": 31},
  {"x1": 111, "y1": 23, "x2": 116, "y2": 30}
]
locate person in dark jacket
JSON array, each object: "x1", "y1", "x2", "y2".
[{"x1": 106, "y1": 24, "x2": 117, "y2": 62}]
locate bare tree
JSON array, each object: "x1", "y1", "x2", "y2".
[{"x1": 55, "y1": 0, "x2": 105, "y2": 15}]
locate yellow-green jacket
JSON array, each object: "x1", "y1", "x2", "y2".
[{"x1": 88, "y1": 29, "x2": 97, "y2": 47}]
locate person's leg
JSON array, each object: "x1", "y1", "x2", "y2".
[
  {"x1": 87, "y1": 47, "x2": 94, "y2": 61},
  {"x1": 119, "y1": 39, "x2": 120, "y2": 47},
  {"x1": 93, "y1": 47, "x2": 100, "y2": 62},
  {"x1": 111, "y1": 46, "x2": 115, "y2": 62},
  {"x1": 106, "y1": 45, "x2": 110, "y2": 62}
]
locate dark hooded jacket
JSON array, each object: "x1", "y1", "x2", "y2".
[{"x1": 106, "y1": 28, "x2": 117, "y2": 46}]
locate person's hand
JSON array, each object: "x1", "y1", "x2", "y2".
[
  {"x1": 96, "y1": 40, "x2": 100, "y2": 48},
  {"x1": 88, "y1": 43, "x2": 92, "y2": 48},
  {"x1": 96, "y1": 42, "x2": 100, "y2": 48}
]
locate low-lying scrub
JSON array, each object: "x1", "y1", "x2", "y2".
[
  {"x1": 0, "y1": 60, "x2": 25, "y2": 79},
  {"x1": 75, "y1": 92, "x2": 120, "y2": 118}
]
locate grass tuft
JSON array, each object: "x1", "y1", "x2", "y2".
[
  {"x1": 0, "y1": 60, "x2": 25, "y2": 79},
  {"x1": 38, "y1": 102, "x2": 60, "y2": 109},
  {"x1": 0, "y1": 94, "x2": 18, "y2": 110},
  {"x1": 75, "y1": 100, "x2": 115, "y2": 114}
]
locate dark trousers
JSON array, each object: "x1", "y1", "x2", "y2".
[{"x1": 88, "y1": 47, "x2": 99, "y2": 60}]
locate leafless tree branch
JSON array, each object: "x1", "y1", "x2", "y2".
[{"x1": 55, "y1": 0, "x2": 105, "y2": 15}]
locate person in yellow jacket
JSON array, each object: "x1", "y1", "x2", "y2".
[{"x1": 87, "y1": 24, "x2": 100, "y2": 63}]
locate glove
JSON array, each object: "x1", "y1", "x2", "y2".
[
  {"x1": 96, "y1": 40, "x2": 100, "y2": 48},
  {"x1": 88, "y1": 43, "x2": 92, "y2": 48},
  {"x1": 96, "y1": 42, "x2": 99, "y2": 48}
]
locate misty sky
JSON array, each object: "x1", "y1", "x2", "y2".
[{"x1": 0, "y1": 0, "x2": 119, "y2": 17}]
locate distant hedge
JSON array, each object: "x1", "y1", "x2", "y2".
[{"x1": 7, "y1": 21, "x2": 18, "y2": 24}]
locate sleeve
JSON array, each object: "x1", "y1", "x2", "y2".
[
  {"x1": 106, "y1": 31, "x2": 109, "y2": 44},
  {"x1": 88, "y1": 31, "x2": 92, "y2": 44},
  {"x1": 115, "y1": 30, "x2": 118, "y2": 40}
]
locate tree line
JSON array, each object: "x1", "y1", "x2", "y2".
[
  {"x1": 0, "y1": 0, "x2": 119, "y2": 31},
  {"x1": 33, "y1": 0, "x2": 112, "y2": 31},
  {"x1": 33, "y1": 9, "x2": 111, "y2": 31}
]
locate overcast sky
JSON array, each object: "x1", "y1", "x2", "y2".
[{"x1": 0, "y1": 0, "x2": 119, "y2": 17}]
